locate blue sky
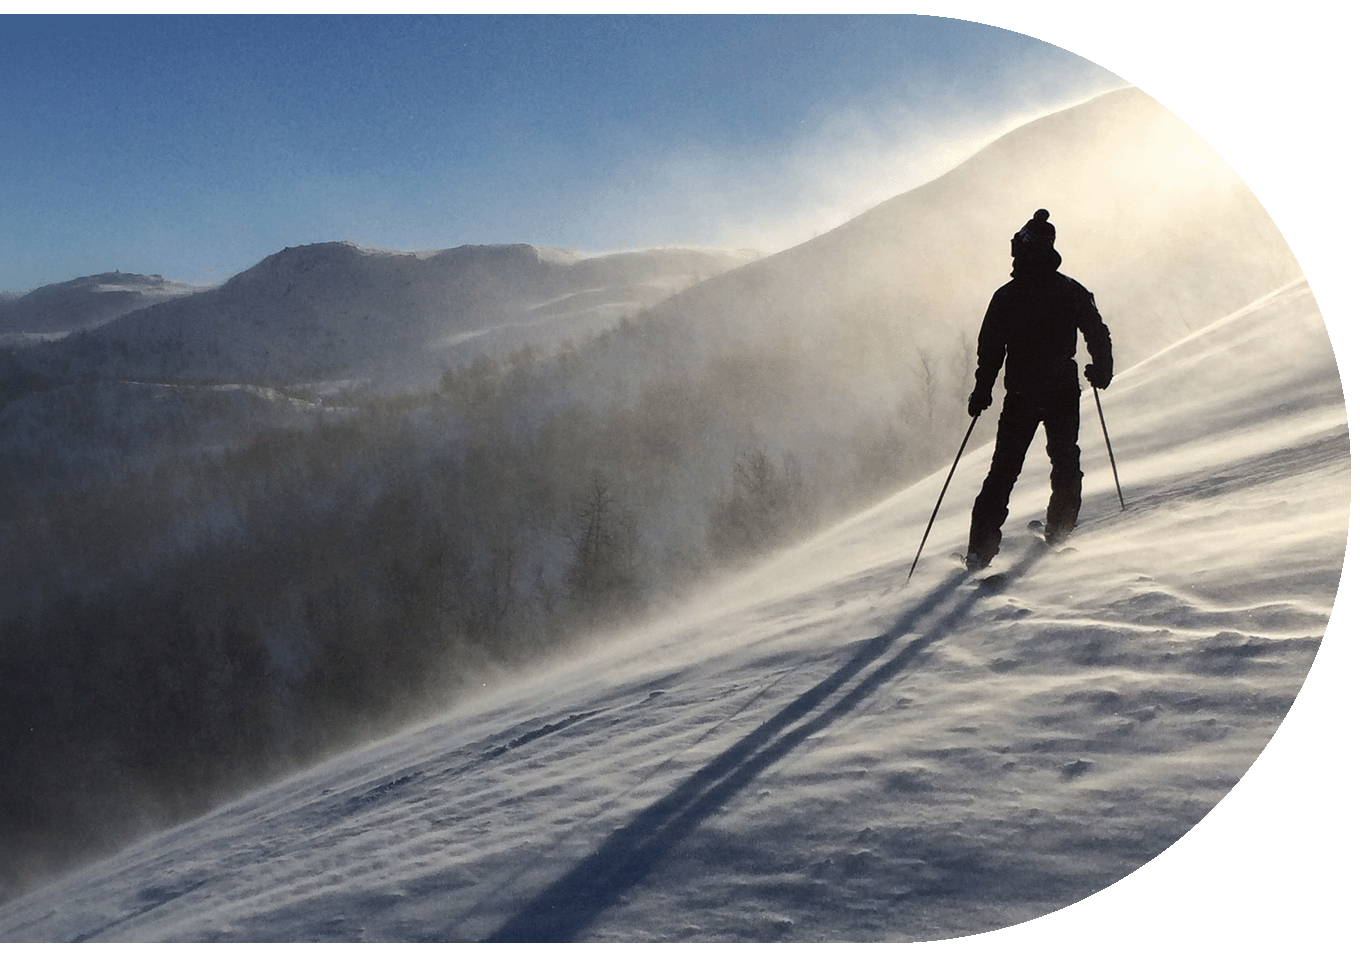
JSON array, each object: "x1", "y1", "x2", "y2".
[{"x1": 2, "y1": 14, "x2": 1128, "y2": 291}]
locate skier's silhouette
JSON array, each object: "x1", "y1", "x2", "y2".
[{"x1": 965, "y1": 209, "x2": 1113, "y2": 570}]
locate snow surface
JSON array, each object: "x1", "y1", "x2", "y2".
[{"x1": 0, "y1": 278, "x2": 1345, "y2": 944}]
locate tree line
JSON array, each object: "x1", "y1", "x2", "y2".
[{"x1": 0, "y1": 307, "x2": 974, "y2": 903}]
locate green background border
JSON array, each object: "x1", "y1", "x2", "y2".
[{"x1": 2, "y1": 1, "x2": 1349, "y2": 951}]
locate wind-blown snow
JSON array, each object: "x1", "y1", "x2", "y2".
[{"x1": 0, "y1": 279, "x2": 1344, "y2": 943}]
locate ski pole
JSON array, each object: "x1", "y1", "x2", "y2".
[
  {"x1": 1092, "y1": 386, "x2": 1125, "y2": 511},
  {"x1": 907, "y1": 414, "x2": 979, "y2": 584}
]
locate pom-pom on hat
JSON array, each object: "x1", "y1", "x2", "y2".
[{"x1": 1013, "y1": 208, "x2": 1055, "y2": 247}]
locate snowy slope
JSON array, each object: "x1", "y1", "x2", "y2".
[
  {"x1": 0, "y1": 272, "x2": 204, "y2": 342},
  {"x1": 0, "y1": 278, "x2": 1343, "y2": 943},
  {"x1": 634, "y1": 88, "x2": 1300, "y2": 383},
  {"x1": 12, "y1": 243, "x2": 758, "y2": 394}
]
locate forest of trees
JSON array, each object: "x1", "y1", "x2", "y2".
[{"x1": 0, "y1": 306, "x2": 976, "y2": 903}]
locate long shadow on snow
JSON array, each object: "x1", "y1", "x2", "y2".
[{"x1": 484, "y1": 541, "x2": 1047, "y2": 942}]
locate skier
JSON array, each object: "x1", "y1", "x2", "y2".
[{"x1": 964, "y1": 209, "x2": 1113, "y2": 571}]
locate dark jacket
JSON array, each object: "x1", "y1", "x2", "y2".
[{"x1": 973, "y1": 257, "x2": 1112, "y2": 399}]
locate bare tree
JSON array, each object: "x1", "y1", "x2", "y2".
[
  {"x1": 914, "y1": 344, "x2": 938, "y2": 422},
  {"x1": 707, "y1": 447, "x2": 814, "y2": 563},
  {"x1": 564, "y1": 472, "x2": 641, "y2": 620}
]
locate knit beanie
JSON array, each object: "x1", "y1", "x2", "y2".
[
  {"x1": 1009, "y1": 208, "x2": 1062, "y2": 277},
  {"x1": 1012, "y1": 208, "x2": 1055, "y2": 248}
]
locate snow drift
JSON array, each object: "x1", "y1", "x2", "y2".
[{"x1": 0, "y1": 276, "x2": 1342, "y2": 942}]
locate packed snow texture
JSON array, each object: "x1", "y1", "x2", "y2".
[{"x1": 0, "y1": 277, "x2": 1342, "y2": 942}]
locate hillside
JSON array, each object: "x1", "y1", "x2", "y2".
[
  {"x1": 498, "y1": 86, "x2": 1302, "y2": 502},
  {"x1": 0, "y1": 86, "x2": 1320, "y2": 909},
  {"x1": 0, "y1": 271, "x2": 204, "y2": 345},
  {"x1": 609, "y1": 86, "x2": 1297, "y2": 365},
  {"x1": 10, "y1": 243, "x2": 759, "y2": 394},
  {"x1": 0, "y1": 243, "x2": 756, "y2": 491},
  {"x1": 0, "y1": 277, "x2": 1342, "y2": 942},
  {"x1": 0, "y1": 88, "x2": 1298, "y2": 499}
]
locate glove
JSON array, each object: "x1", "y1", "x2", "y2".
[
  {"x1": 1084, "y1": 363, "x2": 1112, "y2": 390},
  {"x1": 967, "y1": 390, "x2": 991, "y2": 418}
]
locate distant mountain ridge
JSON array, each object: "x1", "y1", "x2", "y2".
[
  {"x1": 0, "y1": 271, "x2": 206, "y2": 343},
  {"x1": 11, "y1": 243, "x2": 760, "y2": 393},
  {"x1": 0, "y1": 88, "x2": 1304, "y2": 498},
  {"x1": 3, "y1": 88, "x2": 1296, "y2": 407}
]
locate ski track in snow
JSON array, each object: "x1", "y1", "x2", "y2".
[{"x1": 0, "y1": 279, "x2": 1345, "y2": 942}]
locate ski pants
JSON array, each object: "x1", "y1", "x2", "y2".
[{"x1": 968, "y1": 389, "x2": 1082, "y2": 561}]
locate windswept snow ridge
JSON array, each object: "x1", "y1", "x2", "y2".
[{"x1": 0, "y1": 277, "x2": 1342, "y2": 943}]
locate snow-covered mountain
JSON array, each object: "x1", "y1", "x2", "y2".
[
  {"x1": 3, "y1": 87, "x2": 1296, "y2": 411},
  {"x1": 474, "y1": 86, "x2": 1302, "y2": 502},
  {"x1": 0, "y1": 88, "x2": 1297, "y2": 498},
  {"x1": 11, "y1": 243, "x2": 759, "y2": 394},
  {"x1": 609, "y1": 86, "x2": 1299, "y2": 380},
  {"x1": 0, "y1": 276, "x2": 1342, "y2": 943},
  {"x1": 0, "y1": 243, "x2": 757, "y2": 489},
  {"x1": 0, "y1": 271, "x2": 205, "y2": 345}
]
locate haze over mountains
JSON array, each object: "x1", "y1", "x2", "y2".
[
  {"x1": 0, "y1": 87, "x2": 1299, "y2": 495},
  {"x1": 621, "y1": 85, "x2": 1296, "y2": 374},
  {"x1": 0, "y1": 275, "x2": 1342, "y2": 943},
  {"x1": 0, "y1": 244, "x2": 757, "y2": 486},
  {"x1": 0, "y1": 86, "x2": 1318, "y2": 909},
  {"x1": 0, "y1": 272, "x2": 205, "y2": 346},
  {"x1": 3, "y1": 244, "x2": 758, "y2": 391}
]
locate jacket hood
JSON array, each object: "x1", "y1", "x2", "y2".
[{"x1": 1011, "y1": 246, "x2": 1063, "y2": 278}]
